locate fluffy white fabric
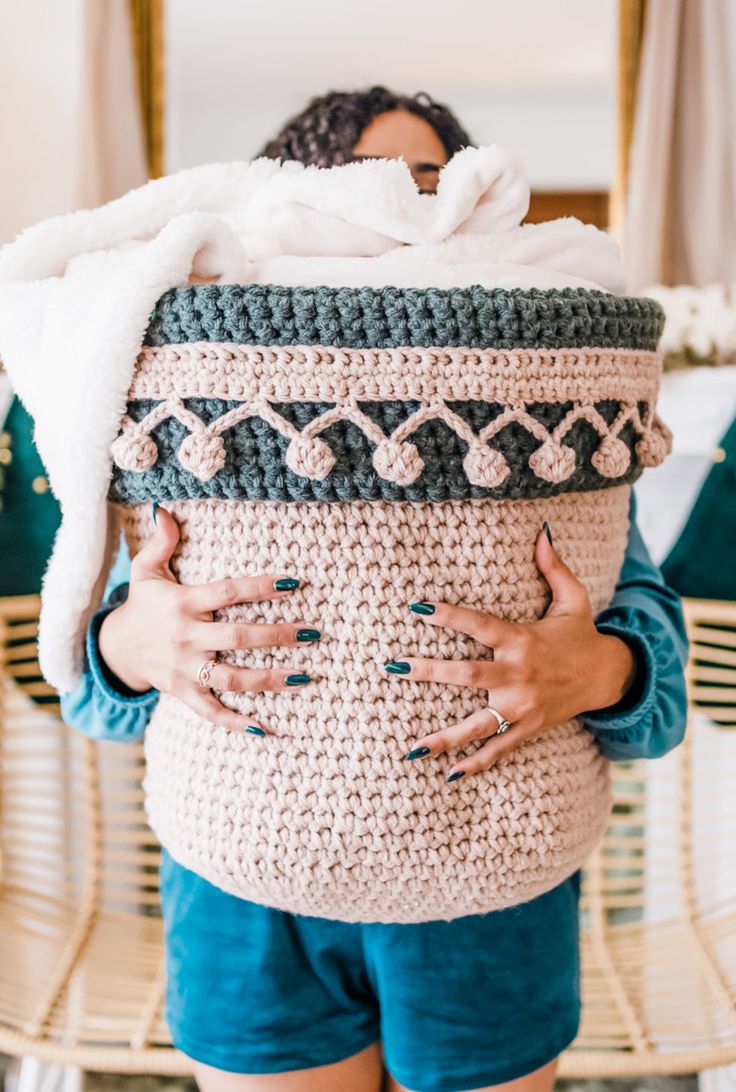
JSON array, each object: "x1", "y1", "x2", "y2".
[{"x1": 0, "y1": 144, "x2": 627, "y2": 692}]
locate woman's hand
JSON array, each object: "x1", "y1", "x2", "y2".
[
  {"x1": 386, "y1": 524, "x2": 638, "y2": 782},
  {"x1": 98, "y1": 507, "x2": 320, "y2": 734}
]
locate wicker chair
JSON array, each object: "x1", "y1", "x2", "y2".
[{"x1": 1, "y1": 594, "x2": 735, "y2": 1078}]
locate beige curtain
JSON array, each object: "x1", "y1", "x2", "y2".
[
  {"x1": 0, "y1": 0, "x2": 147, "y2": 245},
  {"x1": 78, "y1": 0, "x2": 149, "y2": 209},
  {"x1": 624, "y1": 0, "x2": 736, "y2": 291}
]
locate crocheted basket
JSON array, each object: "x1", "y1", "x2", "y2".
[{"x1": 108, "y1": 283, "x2": 669, "y2": 923}]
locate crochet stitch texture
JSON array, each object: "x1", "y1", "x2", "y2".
[
  {"x1": 145, "y1": 284, "x2": 665, "y2": 350},
  {"x1": 110, "y1": 284, "x2": 669, "y2": 923}
]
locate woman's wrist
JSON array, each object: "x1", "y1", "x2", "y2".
[
  {"x1": 98, "y1": 605, "x2": 152, "y2": 694},
  {"x1": 582, "y1": 631, "x2": 638, "y2": 713}
]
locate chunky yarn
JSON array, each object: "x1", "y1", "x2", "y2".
[{"x1": 109, "y1": 284, "x2": 669, "y2": 923}]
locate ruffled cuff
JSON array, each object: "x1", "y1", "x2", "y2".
[
  {"x1": 583, "y1": 621, "x2": 656, "y2": 728},
  {"x1": 86, "y1": 596, "x2": 159, "y2": 705},
  {"x1": 59, "y1": 588, "x2": 159, "y2": 743},
  {"x1": 580, "y1": 608, "x2": 687, "y2": 760}
]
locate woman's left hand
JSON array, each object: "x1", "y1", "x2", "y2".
[{"x1": 387, "y1": 524, "x2": 638, "y2": 782}]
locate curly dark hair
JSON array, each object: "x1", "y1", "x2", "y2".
[{"x1": 255, "y1": 85, "x2": 474, "y2": 168}]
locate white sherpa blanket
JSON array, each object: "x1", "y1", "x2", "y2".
[{"x1": 0, "y1": 144, "x2": 627, "y2": 693}]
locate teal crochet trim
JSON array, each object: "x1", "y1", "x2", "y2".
[
  {"x1": 143, "y1": 285, "x2": 665, "y2": 351},
  {"x1": 108, "y1": 397, "x2": 646, "y2": 506}
]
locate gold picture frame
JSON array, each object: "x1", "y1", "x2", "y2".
[
  {"x1": 128, "y1": 0, "x2": 166, "y2": 179},
  {"x1": 610, "y1": 0, "x2": 647, "y2": 237}
]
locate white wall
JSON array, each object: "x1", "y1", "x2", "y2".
[{"x1": 165, "y1": 0, "x2": 617, "y2": 189}]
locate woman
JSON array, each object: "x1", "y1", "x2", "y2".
[{"x1": 61, "y1": 86, "x2": 688, "y2": 1092}]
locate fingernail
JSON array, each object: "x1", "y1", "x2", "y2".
[
  {"x1": 151, "y1": 501, "x2": 159, "y2": 525},
  {"x1": 246, "y1": 725, "x2": 266, "y2": 736},
  {"x1": 405, "y1": 746, "x2": 431, "y2": 761},
  {"x1": 275, "y1": 577, "x2": 300, "y2": 591},
  {"x1": 286, "y1": 673, "x2": 311, "y2": 686},
  {"x1": 409, "y1": 602, "x2": 435, "y2": 615},
  {"x1": 296, "y1": 628, "x2": 321, "y2": 642},
  {"x1": 385, "y1": 661, "x2": 411, "y2": 675},
  {"x1": 542, "y1": 521, "x2": 553, "y2": 546},
  {"x1": 447, "y1": 771, "x2": 465, "y2": 783}
]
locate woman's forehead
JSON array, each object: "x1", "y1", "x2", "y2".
[{"x1": 352, "y1": 108, "x2": 448, "y2": 167}]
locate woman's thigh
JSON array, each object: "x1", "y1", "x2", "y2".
[
  {"x1": 191, "y1": 1039, "x2": 384, "y2": 1092},
  {"x1": 386, "y1": 1057, "x2": 558, "y2": 1092}
]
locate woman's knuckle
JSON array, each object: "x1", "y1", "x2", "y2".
[
  {"x1": 248, "y1": 663, "x2": 269, "y2": 690},
  {"x1": 180, "y1": 620, "x2": 199, "y2": 644},
  {"x1": 466, "y1": 661, "x2": 489, "y2": 687},
  {"x1": 246, "y1": 574, "x2": 266, "y2": 599},
  {"x1": 490, "y1": 736, "x2": 509, "y2": 757},
  {"x1": 216, "y1": 669, "x2": 236, "y2": 692},
  {"x1": 517, "y1": 695, "x2": 537, "y2": 721},
  {"x1": 221, "y1": 623, "x2": 241, "y2": 649},
  {"x1": 170, "y1": 598, "x2": 191, "y2": 627},
  {"x1": 221, "y1": 578, "x2": 238, "y2": 603},
  {"x1": 469, "y1": 719, "x2": 491, "y2": 742},
  {"x1": 516, "y1": 666, "x2": 535, "y2": 695}
]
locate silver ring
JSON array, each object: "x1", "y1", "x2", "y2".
[
  {"x1": 487, "y1": 705, "x2": 512, "y2": 735},
  {"x1": 196, "y1": 659, "x2": 217, "y2": 688}
]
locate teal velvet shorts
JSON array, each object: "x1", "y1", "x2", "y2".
[{"x1": 160, "y1": 846, "x2": 581, "y2": 1092}]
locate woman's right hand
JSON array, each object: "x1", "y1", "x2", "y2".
[{"x1": 98, "y1": 506, "x2": 318, "y2": 733}]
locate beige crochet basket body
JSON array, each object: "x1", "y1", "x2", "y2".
[{"x1": 108, "y1": 284, "x2": 669, "y2": 923}]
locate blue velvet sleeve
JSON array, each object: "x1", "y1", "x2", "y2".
[
  {"x1": 581, "y1": 491, "x2": 689, "y2": 760},
  {"x1": 59, "y1": 542, "x2": 159, "y2": 742}
]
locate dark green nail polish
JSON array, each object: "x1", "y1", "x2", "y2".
[
  {"x1": 296, "y1": 628, "x2": 321, "y2": 642},
  {"x1": 275, "y1": 577, "x2": 300, "y2": 591},
  {"x1": 405, "y1": 746, "x2": 431, "y2": 761},
  {"x1": 246, "y1": 725, "x2": 265, "y2": 736},
  {"x1": 151, "y1": 501, "x2": 159, "y2": 525},
  {"x1": 409, "y1": 602, "x2": 435, "y2": 615},
  {"x1": 286, "y1": 673, "x2": 311, "y2": 686},
  {"x1": 447, "y1": 771, "x2": 466, "y2": 783},
  {"x1": 385, "y1": 661, "x2": 411, "y2": 675},
  {"x1": 543, "y1": 521, "x2": 553, "y2": 546}
]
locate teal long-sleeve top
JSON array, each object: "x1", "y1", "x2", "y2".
[{"x1": 59, "y1": 494, "x2": 689, "y2": 761}]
